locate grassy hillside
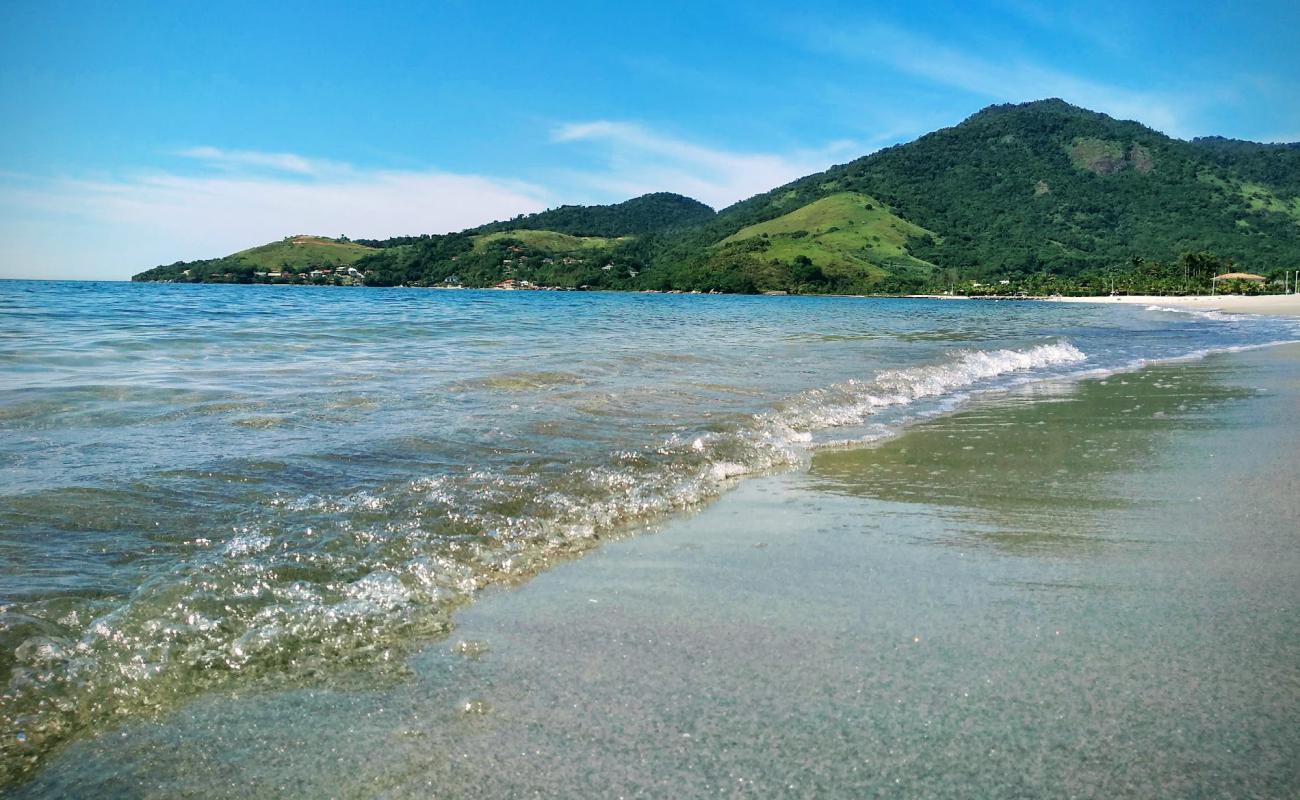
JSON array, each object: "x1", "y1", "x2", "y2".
[
  {"x1": 721, "y1": 192, "x2": 936, "y2": 279},
  {"x1": 132, "y1": 236, "x2": 381, "y2": 283},
  {"x1": 232, "y1": 236, "x2": 377, "y2": 270}
]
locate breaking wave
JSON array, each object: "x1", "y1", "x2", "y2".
[{"x1": 0, "y1": 337, "x2": 1136, "y2": 784}]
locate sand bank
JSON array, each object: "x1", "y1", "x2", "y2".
[{"x1": 1047, "y1": 292, "x2": 1300, "y2": 316}]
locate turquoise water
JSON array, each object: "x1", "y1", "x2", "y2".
[{"x1": 1, "y1": 281, "x2": 1297, "y2": 785}]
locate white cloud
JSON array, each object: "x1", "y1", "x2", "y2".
[
  {"x1": 801, "y1": 20, "x2": 1192, "y2": 137},
  {"x1": 174, "y1": 146, "x2": 327, "y2": 175},
  {"x1": 551, "y1": 121, "x2": 854, "y2": 209},
  {"x1": 0, "y1": 157, "x2": 552, "y2": 280}
]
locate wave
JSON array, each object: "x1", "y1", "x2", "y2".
[
  {"x1": 767, "y1": 342, "x2": 1086, "y2": 435},
  {"x1": 1143, "y1": 304, "x2": 1240, "y2": 322}
]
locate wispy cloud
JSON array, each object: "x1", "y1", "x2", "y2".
[
  {"x1": 552, "y1": 121, "x2": 856, "y2": 208},
  {"x1": 0, "y1": 153, "x2": 552, "y2": 279},
  {"x1": 174, "y1": 146, "x2": 329, "y2": 175},
  {"x1": 799, "y1": 19, "x2": 1192, "y2": 137}
]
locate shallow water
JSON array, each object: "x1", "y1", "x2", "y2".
[
  {"x1": 2, "y1": 281, "x2": 1298, "y2": 787},
  {"x1": 15, "y1": 348, "x2": 1299, "y2": 798}
]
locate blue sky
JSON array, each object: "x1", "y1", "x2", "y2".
[{"x1": 2, "y1": 0, "x2": 1297, "y2": 280}]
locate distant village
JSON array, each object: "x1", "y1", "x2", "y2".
[{"x1": 249, "y1": 265, "x2": 367, "y2": 285}]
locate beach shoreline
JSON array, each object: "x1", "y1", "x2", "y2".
[
  {"x1": 1044, "y1": 292, "x2": 1300, "y2": 316},
  {"x1": 18, "y1": 344, "x2": 1300, "y2": 798}
]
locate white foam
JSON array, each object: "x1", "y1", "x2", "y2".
[
  {"x1": 1143, "y1": 304, "x2": 1238, "y2": 322},
  {"x1": 773, "y1": 342, "x2": 1086, "y2": 434}
]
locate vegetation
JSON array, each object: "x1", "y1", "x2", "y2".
[
  {"x1": 134, "y1": 101, "x2": 1300, "y2": 295},
  {"x1": 941, "y1": 251, "x2": 1289, "y2": 297},
  {"x1": 472, "y1": 192, "x2": 715, "y2": 237},
  {"x1": 131, "y1": 235, "x2": 379, "y2": 284}
]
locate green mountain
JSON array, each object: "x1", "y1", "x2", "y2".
[
  {"x1": 134, "y1": 100, "x2": 1300, "y2": 293},
  {"x1": 649, "y1": 99, "x2": 1300, "y2": 293}
]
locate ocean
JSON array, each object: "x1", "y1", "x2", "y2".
[{"x1": 2, "y1": 281, "x2": 1298, "y2": 791}]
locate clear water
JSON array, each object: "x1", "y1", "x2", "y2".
[{"x1": 1, "y1": 281, "x2": 1296, "y2": 784}]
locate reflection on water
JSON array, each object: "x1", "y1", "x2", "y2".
[{"x1": 808, "y1": 360, "x2": 1255, "y2": 554}]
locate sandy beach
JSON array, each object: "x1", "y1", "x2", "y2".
[{"x1": 1047, "y1": 293, "x2": 1300, "y2": 316}]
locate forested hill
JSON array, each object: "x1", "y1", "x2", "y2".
[
  {"x1": 347, "y1": 193, "x2": 715, "y2": 249},
  {"x1": 647, "y1": 99, "x2": 1300, "y2": 291},
  {"x1": 134, "y1": 100, "x2": 1300, "y2": 294},
  {"x1": 474, "y1": 192, "x2": 715, "y2": 237}
]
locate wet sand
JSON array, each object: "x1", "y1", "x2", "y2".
[{"x1": 16, "y1": 346, "x2": 1300, "y2": 798}]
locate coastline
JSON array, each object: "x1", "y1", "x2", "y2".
[
  {"x1": 62, "y1": 280, "x2": 1300, "y2": 319},
  {"x1": 1045, "y1": 292, "x2": 1300, "y2": 316},
  {"x1": 18, "y1": 344, "x2": 1300, "y2": 798}
]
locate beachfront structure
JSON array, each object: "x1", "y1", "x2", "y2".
[{"x1": 1211, "y1": 272, "x2": 1267, "y2": 294}]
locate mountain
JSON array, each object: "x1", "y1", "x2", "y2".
[
  {"x1": 134, "y1": 100, "x2": 1300, "y2": 293},
  {"x1": 649, "y1": 99, "x2": 1300, "y2": 292}
]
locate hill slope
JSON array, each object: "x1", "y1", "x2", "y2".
[
  {"x1": 648, "y1": 99, "x2": 1300, "y2": 291},
  {"x1": 132, "y1": 236, "x2": 379, "y2": 283},
  {"x1": 715, "y1": 192, "x2": 938, "y2": 289}
]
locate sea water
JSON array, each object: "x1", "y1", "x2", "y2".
[{"x1": 1, "y1": 281, "x2": 1297, "y2": 785}]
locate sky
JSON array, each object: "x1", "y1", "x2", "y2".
[{"x1": 1, "y1": 0, "x2": 1297, "y2": 280}]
